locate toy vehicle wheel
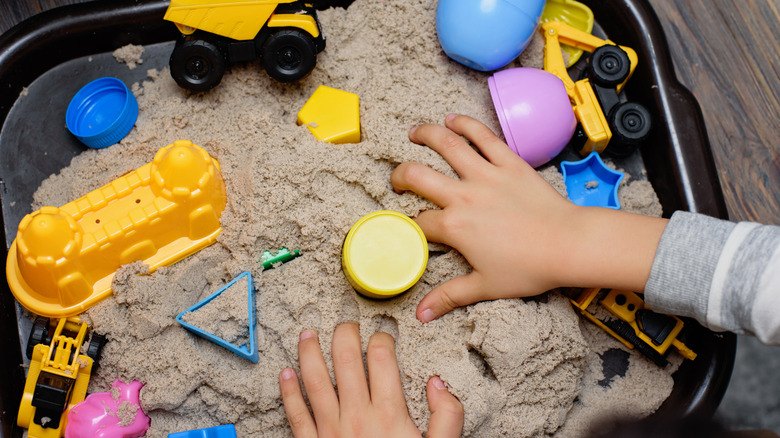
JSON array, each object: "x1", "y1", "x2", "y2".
[
  {"x1": 170, "y1": 39, "x2": 226, "y2": 92},
  {"x1": 588, "y1": 45, "x2": 631, "y2": 87},
  {"x1": 86, "y1": 332, "x2": 106, "y2": 362},
  {"x1": 607, "y1": 102, "x2": 652, "y2": 157},
  {"x1": 26, "y1": 318, "x2": 50, "y2": 359},
  {"x1": 262, "y1": 29, "x2": 317, "y2": 83}
]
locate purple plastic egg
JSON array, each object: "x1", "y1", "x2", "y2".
[{"x1": 488, "y1": 68, "x2": 577, "y2": 168}]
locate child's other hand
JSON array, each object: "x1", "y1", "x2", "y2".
[
  {"x1": 391, "y1": 114, "x2": 666, "y2": 323},
  {"x1": 279, "y1": 322, "x2": 464, "y2": 438}
]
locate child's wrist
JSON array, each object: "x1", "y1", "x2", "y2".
[{"x1": 557, "y1": 207, "x2": 668, "y2": 291}]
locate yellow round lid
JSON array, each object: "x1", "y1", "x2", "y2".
[{"x1": 342, "y1": 211, "x2": 428, "y2": 299}]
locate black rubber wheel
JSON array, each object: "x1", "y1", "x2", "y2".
[
  {"x1": 607, "y1": 102, "x2": 652, "y2": 157},
  {"x1": 26, "y1": 318, "x2": 50, "y2": 359},
  {"x1": 589, "y1": 45, "x2": 631, "y2": 87},
  {"x1": 262, "y1": 29, "x2": 317, "y2": 83},
  {"x1": 86, "y1": 332, "x2": 106, "y2": 372},
  {"x1": 170, "y1": 39, "x2": 226, "y2": 92}
]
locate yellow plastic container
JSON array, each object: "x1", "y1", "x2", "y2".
[
  {"x1": 541, "y1": 0, "x2": 594, "y2": 67},
  {"x1": 6, "y1": 140, "x2": 226, "y2": 318},
  {"x1": 297, "y1": 85, "x2": 361, "y2": 144},
  {"x1": 342, "y1": 211, "x2": 428, "y2": 299}
]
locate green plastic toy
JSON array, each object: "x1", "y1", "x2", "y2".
[{"x1": 260, "y1": 247, "x2": 301, "y2": 270}]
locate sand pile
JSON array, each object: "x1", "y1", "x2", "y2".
[{"x1": 31, "y1": 0, "x2": 675, "y2": 436}]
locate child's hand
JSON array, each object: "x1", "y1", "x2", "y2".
[
  {"x1": 279, "y1": 322, "x2": 464, "y2": 438},
  {"x1": 391, "y1": 114, "x2": 668, "y2": 323}
]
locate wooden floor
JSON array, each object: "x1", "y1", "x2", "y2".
[
  {"x1": 1, "y1": 0, "x2": 778, "y2": 224},
  {"x1": 646, "y1": 0, "x2": 780, "y2": 224}
]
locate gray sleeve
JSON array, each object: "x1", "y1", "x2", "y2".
[{"x1": 644, "y1": 210, "x2": 780, "y2": 345}]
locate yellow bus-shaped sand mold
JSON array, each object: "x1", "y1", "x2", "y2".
[{"x1": 5, "y1": 140, "x2": 226, "y2": 318}]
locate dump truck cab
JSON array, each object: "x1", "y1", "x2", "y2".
[{"x1": 164, "y1": 0, "x2": 326, "y2": 91}]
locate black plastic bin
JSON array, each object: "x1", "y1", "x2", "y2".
[{"x1": 0, "y1": 0, "x2": 736, "y2": 437}]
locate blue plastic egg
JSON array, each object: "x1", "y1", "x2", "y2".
[{"x1": 436, "y1": 0, "x2": 547, "y2": 71}]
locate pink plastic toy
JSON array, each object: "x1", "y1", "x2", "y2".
[
  {"x1": 65, "y1": 380, "x2": 150, "y2": 438},
  {"x1": 488, "y1": 67, "x2": 577, "y2": 168}
]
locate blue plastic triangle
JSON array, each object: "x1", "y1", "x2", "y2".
[{"x1": 176, "y1": 271, "x2": 259, "y2": 363}]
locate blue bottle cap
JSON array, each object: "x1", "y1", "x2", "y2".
[{"x1": 66, "y1": 77, "x2": 139, "y2": 149}]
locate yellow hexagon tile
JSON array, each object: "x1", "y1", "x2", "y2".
[{"x1": 297, "y1": 85, "x2": 360, "y2": 144}]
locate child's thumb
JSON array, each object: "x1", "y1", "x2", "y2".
[
  {"x1": 416, "y1": 273, "x2": 483, "y2": 323},
  {"x1": 425, "y1": 376, "x2": 463, "y2": 438}
]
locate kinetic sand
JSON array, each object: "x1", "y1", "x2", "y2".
[{"x1": 31, "y1": 1, "x2": 675, "y2": 436}]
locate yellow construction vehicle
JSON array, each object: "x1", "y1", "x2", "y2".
[
  {"x1": 164, "y1": 0, "x2": 326, "y2": 91},
  {"x1": 542, "y1": 21, "x2": 651, "y2": 157},
  {"x1": 566, "y1": 288, "x2": 696, "y2": 367},
  {"x1": 17, "y1": 318, "x2": 105, "y2": 438}
]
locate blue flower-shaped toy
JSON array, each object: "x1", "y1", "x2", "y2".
[{"x1": 560, "y1": 152, "x2": 624, "y2": 209}]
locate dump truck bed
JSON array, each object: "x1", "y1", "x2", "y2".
[{"x1": 164, "y1": 0, "x2": 299, "y2": 40}]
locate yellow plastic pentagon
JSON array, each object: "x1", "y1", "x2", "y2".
[
  {"x1": 541, "y1": 0, "x2": 595, "y2": 67},
  {"x1": 342, "y1": 211, "x2": 428, "y2": 299},
  {"x1": 297, "y1": 85, "x2": 360, "y2": 144}
]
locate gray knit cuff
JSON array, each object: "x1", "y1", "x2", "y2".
[{"x1": 644, "y1": 211, "x2": 735, "y2": 330}]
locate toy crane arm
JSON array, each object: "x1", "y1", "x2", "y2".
[{"x1": 541, "y1": 21, "x2": 639, "y2": 95}]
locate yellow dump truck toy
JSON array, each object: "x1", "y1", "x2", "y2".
[{"x1": 164, "y1": 0, "x2": 326, "y2": 91}]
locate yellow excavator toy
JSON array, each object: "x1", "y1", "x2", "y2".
[{"x1": 542, "y1": 21, "x2": 651, "y2": 157}]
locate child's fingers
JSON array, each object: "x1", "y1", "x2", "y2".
[
  {"x1": 366, "y1": 332, "x2": 407, "y2": 410},
  {"x1": 411, "y1": 209, "x2": 453, "y2": 246},
  {"x1": 444, "y1": 114, "x2": 517, "y2": 166},
  {"x1": 409, "y1": 123, "x2": 487, "y2": 179},
  {"x1": 297, "y1": 330, "x2": 339, "y2": 426},
  {"x1": 416, "y1": 272, "x2": 485, "y2": 323},
  {"x1": 331, "y1": 322, "x2": 370, "y2": 414},
  {"x1": 279, "y1": 368, "x2": 318, "y2": 437},
  {"x1": 391, "y1": 162, "x2": 459, "y2": 207},
  {"x1": 425, "y1": 376, "x2": 464, "y2": 438}
]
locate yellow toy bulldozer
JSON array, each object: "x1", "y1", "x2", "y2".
[
  {"x1": 566, "y1": 288, "x2": 696, "y2": 367},
  {"x1": 17, "y1": 318, "x2": 105, "y2": 438},
  {"x1": 164, "y1": 0, "x2": 326, "y2": 91}
]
